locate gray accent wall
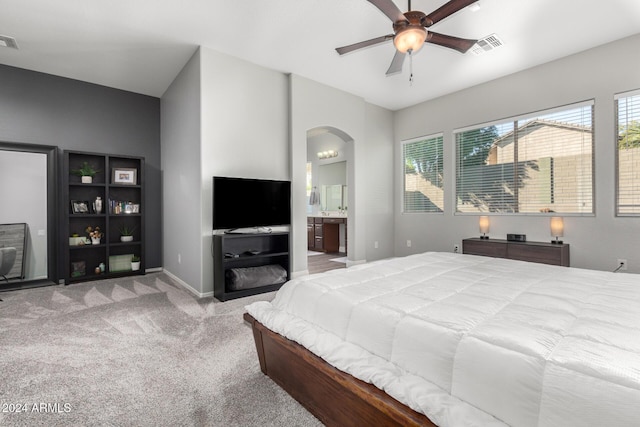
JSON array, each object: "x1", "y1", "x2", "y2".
[{"x1": 0, "y1": 64, "x2": 162, "y2": 269}]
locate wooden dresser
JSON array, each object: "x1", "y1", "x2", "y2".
[{"x1": 462, "y1": 238, "x2": 570, "y2": 267}]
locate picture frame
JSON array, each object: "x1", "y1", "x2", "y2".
[
  {"x1": 71, "y1": 200, "x2": 91, "y2": 214},
  {"x1": 112, "y1": 168, "x2": 137, "y2": 185},
  {"x1": 71, "y1": 260, "x2": 86, "y2": 278}
]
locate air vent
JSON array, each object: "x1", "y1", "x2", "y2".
[
  {"x1": 471, "y1": 34, "x2": 503, "y2": 56},
  {"x1": 0, "y1": 35, "x2": 19, "y2": 50}
]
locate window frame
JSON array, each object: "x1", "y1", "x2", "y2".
[
  {"x1": 453, "y1": 100, "x2": 595, "y2": 216},
  {"x1": 615, "y1": 88, "x2": 640, "y2": 217},
  {"x1": 401, "y1": 133, "x2": 445, "y2": 214}
]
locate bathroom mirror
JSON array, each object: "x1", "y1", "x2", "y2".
[
  {"x1": 318, "y1": 161, "x2": 347, "y2": 212},
  {"x1": 321, "y1": 185, "x2": 347, "y2": 211},
  {"x1": 321, "y1": 184, "x2": 341, "y2": 211}
]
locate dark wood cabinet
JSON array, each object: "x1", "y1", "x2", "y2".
[
  {"x1": 314, "y1": 219, "x2": 324, "y2": 251},
  {"x1": 214, "y1": 232, "x2": 290, "y2": 301},
  {"x1": 307, "y1": 218, "x2": 314, "y2": 250},
  {"x1": 307, "y1": 216, "x2": 347, "y2": 253},
  {"x1": 62, "y1": 150, "x2": 144, "y2": 283},
  {"x1": 462, "y1": 238, "x2": 570, "y2": 267}
]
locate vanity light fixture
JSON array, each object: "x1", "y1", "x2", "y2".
[
  {"x1": 479, "y1": 216, "x2": 490, "y2": 239},
  {"x1": 317, "y1": 150, "x2": 338, "y2": 160}
]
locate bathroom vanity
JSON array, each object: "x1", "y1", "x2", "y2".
[{"x1": 307, "y1": 216, "x2": 347, "y2": 253}]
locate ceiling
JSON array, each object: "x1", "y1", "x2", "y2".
[{"x1": 2, "y1": 0, "x2": 640, "y2": 111}]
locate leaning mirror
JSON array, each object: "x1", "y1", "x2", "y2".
[{"x1": 0, "y1": 142, "x2": 57, "y2": 291}]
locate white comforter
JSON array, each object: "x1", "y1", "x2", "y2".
[{"x1": 246, "y1": 252, "x2": 640, "y2": 427}]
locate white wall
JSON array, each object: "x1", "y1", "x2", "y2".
[
  {"x1": 162, "y1": 47, "x2": 289, "y2": 295},
  {"x1": 160, "y1": 46, "x2": 396, "y2": 292},
  {"x1": 364, "y1": 103, "x2": 395, "y2": 261},
  {"x1": 393, "y1": 34, "x2": 640, "y2": 273},
  {"x1": 161, "y1": 49, "x2": 202, "y2": 291},
  {"x1": 290, "y1": 75, "x2": 397, "y2": 273},
  {"x1": 200, "y1": 47, "x2": 289, "y2": 294}
]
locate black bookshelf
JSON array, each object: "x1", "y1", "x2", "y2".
[{"x1": 62, "y1": 150, "x2": 145, "y2": 283}]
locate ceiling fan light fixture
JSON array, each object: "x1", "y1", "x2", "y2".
[{"x1": 393, "y1": 25, "x2": 427, "y2": 53}]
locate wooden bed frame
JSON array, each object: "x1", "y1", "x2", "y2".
[{"x1": 244, "y1": 313, "x2": 437, "y2": 427}]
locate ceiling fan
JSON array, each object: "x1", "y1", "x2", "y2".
[{"x1": 336, "y1": 0, "x2": 479, "y2": 75}]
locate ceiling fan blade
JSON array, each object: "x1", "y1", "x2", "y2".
[
  {"x1": 386, "y1": 50, "x2": 406, "y2": 75},
  {"x1": 367, "y1": 0, "x2": 407, "y2": 23},
  {"x1": 427, "y1": 31, "x2": 477, "y2": 53},
  {"x1": 423, "y1": 0, "x2": 478, "y2": 27},
  {"x1": 336, "y1": 34, "x2": 393, "y2": 55}
]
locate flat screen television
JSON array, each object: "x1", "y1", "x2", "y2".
[{"x1": 212, "y1": 176, "x2": 291, "y2": 230}]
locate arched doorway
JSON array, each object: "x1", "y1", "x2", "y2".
[{"x1": 306, "y1": 127, "x2": 352, "y2": 274}]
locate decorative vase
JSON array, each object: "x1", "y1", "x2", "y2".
[
  {"x1": 131, "y1": 261, "x2": 141, "y2": 271},
  {"x1": 94, "y1": 197, "x2": 103, "y2": 214},
  {"x1": 81, "y1": 176, "x2": 93, "y2": 184},
  {"x1": 120, "y1": 235, "x2": 134, "y2": 242},
  {"x1": 91, "y1": 237, "x2": 100, "y2": 245}
]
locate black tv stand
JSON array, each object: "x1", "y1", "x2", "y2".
[
  {"x1": 213, "y1": 231, "x2": 289, "y2": 301},
  {"x1": 223, "y1": 226, "x2": 273, "y2": 235}
]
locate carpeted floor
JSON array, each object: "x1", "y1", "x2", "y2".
[{"x1": 0, "y1": 273, "x2": 322, "y2": 426}]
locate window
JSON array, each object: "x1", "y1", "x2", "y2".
[
  {"x1": 455, "y1": 101, "x2": 594, "y2": 214},
  {"x1": 403, "y1": 134, "x2": 444, "y2": 213},
  {"x1": 616, "y1": 90, "x2": 640, "y2": 215}
]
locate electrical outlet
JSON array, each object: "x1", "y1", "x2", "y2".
[
  {"x1": 178, "y1": 253, "x2": 182, "y2": 264},
  {"x1": 617, "y1": 259, "x2": 627, "y2": 271},
  {"x1": 454, "y1": 244, "x2": 460, "y2": 253},
  {"x1": 406, "y1": 240, "x2": 412, "y2": 248},
  {"x1": 374, "y1": 241, "x2": 379, "y2": 249}
]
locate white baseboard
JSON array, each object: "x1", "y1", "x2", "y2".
[
  {"x1": 145, "y1": 267, "x2": 163, "y2": 273},
  {"x1": 162, "y1": 269, "x2": 213, "y2": 298},
  {"x1": 346, "y1": 259, "x2": 366, "y2": 268},
  {"x1": 291, "y1": 269, "x2": 310, "y2": 279}
]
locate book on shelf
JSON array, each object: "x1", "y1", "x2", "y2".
[{"x1": 109, "y1": 199, "x2": 141, "y2": 215}]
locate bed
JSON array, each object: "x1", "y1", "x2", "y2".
[{"x1": 244, "y1": 252, "x2": 640, "y2": 426}]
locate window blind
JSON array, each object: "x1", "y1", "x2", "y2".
[
  {"x1": 616, "y1": 90, "x2": 640, "y2": 215},
  {"x1": 455, "y1": 101, "x2": 594, "y2": 214},
  {"x1": 403, "y1": 134, "x2": 444, "y2": 213}
]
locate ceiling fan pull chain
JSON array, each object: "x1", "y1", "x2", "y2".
[{"x1": 409, "y1": 50, "x2": 414, "y2": 86}]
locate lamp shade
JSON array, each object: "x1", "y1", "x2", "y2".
[
  {"x1": 393, "y1": 26, "x2": 427, "y2": 53},
  {"x1": 479, "y1": 216, "x2": 490, "y2": 234},
  {"x1": 550, "y1": 217, "x2": 564, "y2": 237}
]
